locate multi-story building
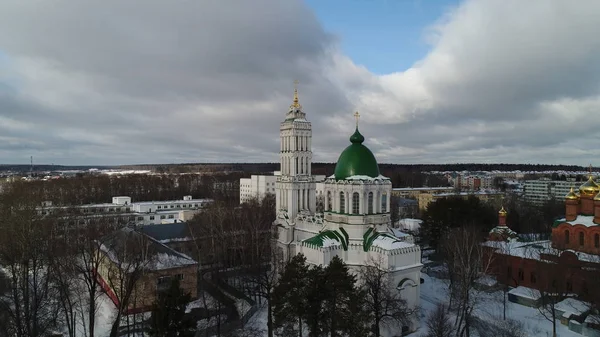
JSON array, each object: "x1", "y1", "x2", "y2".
[
  {"x1": 391, "y1": 187, "x2": 454, "y2": 199},
  {"x1": 417, "y1": 190, "x2": 504, "y2": 211},
  {"x1": 240, "y1": 172, "x2": 325, "y2": 204},
  {"x1": 523, "y1": 178, "x2": 579, "y2": 204},
  {"x1": 96, "y1": 226, "x2": 198, "y2": 314},
  {"x1": 40, "y1": 196, "x2": 212, "y2": 226},
  {"x1": 239, "y1": 173, "x2": 279, "y2": 204}
]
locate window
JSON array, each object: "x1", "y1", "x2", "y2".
[
  {"x1": 579, "y1": 232, "x2": 585, "y2": 246},
  {"x1": 168, "y1": 215, "x2": 174, "y2": 219},
  {"x1": 595, "y1": 234, "x2": 599, "y2": 248},
  {"x1": 340, "y1": 192, "x2": 345, "y2": 213},
  {"x1": 381, "y1": 193, "x2": 388, "y2": 213},
  {"x1": 327, "y1": 191, "x2": 332, "y2": 211},
  {"x1": 530, "y1": 272, "x2": 537, "y2": 284},
  {"x1": 565, "y1": 230, "x2": 570, "y2": 244},
  {"x1": 150, "y1": 216, "x2": 155, "y2": 220},
  {"x1": 518, "y1": 268, "x2": 524, "y2": 281},
  {"x1": 160, "y1": 215, "x2": 166, "y2": 219},
  {"x1": 368, "y1": 192, "x2": 374, "y2": 214},
  {"x1": 137, "y1": 216, "x2": 143, "y2": 221},
  {"x1": 567, "y1": 281, "x2": 573, "y2": 292},
  {"x1": 157, "y1": 206, "x2": 161, "y2": 209},
  {"x1": 352, "y1": 192, "x2": 360, "y2": 214}
]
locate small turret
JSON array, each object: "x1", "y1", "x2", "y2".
[
  {"x1": 565, "y1": 187, "x2": 580, "y2": 221},
  {"x1": 498, "y1": 206, "x2": 507, "y2": 227}
]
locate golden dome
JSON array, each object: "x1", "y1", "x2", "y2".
[
  {"x1": 594, "y1": 191, "x2": 600, "y2": 201},
  {"x1": 579, "y1": 176, "x2": 599, "y2": 195},
  {"x1": 565, "y1": 187, "x2": 580, "y2": 200},
  {"x1": 498, "y1": 206, "x2": 507, "y2": 217}
]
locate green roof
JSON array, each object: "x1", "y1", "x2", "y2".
[
  {"x1": 303, "y1": 228, "x2": 349, "y2": 251},
  {"x1": 333, "y1": 128, "x2": 380, "y2": 180}
]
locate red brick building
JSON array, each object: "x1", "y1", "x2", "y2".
[{"x1": 484, "y1": 177, "x2": 600, "y2": 302}]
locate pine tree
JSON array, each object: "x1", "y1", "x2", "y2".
[
  {"x1": 272, "y1": 254, "x2": 309, "y2": 337},
  {"x1": 147, "y1": 278, "x2": 194, "y2": 337},
  {"x1": 322, "y1": 256, "x2": 368, "y2": 337},
  {"x1": 304, "y1": 264, "x2": 327, "y2": 337}
]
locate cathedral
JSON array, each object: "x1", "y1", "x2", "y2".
[{"x1": 274, "y1": 84, "x2": 422, "y2": 335}]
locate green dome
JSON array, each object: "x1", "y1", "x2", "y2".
[{"x1": 333, "y1": 128, "x2": 380, "y2": 180}]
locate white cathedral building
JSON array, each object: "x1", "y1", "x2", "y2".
[{"x1": 274, "y1": 85, "x2": 422, "y2": 335}]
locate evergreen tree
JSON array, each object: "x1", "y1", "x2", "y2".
[
  {"x1": 304, "y1": 264, "x2": 327, "y2": 337},
  {"x1": 147, "y1": 278, "x2": 194, "y2": 337},
  {"x1": 421, "y1": 195, "x2": 497, "y2": 250},
  {"x1": 322, "y1": 256, "x2": 368, "y2": 337},
  {"x1": 273, "y1": 254, "x2": 309, "y2": 337}
]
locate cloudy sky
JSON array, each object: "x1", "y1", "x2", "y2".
[{"x1": 1, "y1": 0, "x2": 599, "y2": 166}]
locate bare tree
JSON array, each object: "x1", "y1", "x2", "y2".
[
  {"x1": 532, "y1": 247, "x2": 575, "y2": 337},
  {"x1": 359, "y1": 256, "x2": 413, "y2": 337},
  {"x1": 98, "y1": 228, "x2": 151, "y2": 337},
  {"x1": 440, "y1": 226, "x2": 496, "y2": 337},
  {"x1": 0, "y1": 185, "x2": 61, "y2": 337},
  {"x1": 425, "y1": 304, "x2": 454, "y2": 337},
  {"x1": 237, "y1": 195, "x2": 278, "y2": 337}
]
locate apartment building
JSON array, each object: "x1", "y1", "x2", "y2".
[
  {"x1": 391, "y1": 186, "x2": 454, "y2": 199},
  {"x1": 240, "y1": 172, "x2": 326, "y2": 204},
  {"x1": 523, "y1": 178, "x2": 579, "y2": 204},
  {"x1": 40, "y1": 195, "x2": 212, "y2": 226}
]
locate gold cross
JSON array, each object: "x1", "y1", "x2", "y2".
[{"x1": 353, "y1": 111, "x2": 360, "y2": 127}]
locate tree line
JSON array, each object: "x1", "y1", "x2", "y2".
[{"x1": 6, "y1": 172, "x2": 244, "y2": 206}]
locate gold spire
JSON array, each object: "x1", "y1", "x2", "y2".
[
  {"x1": 565, "y1": 187, "x2": 579, "y2": 200},
  {"x1": 499, "y1": 206, "x2": 507, "y2": 217},
  {"x1": 354, "y1": 111, "x2": 360, "y2": 128},
  {"x1": 290, "y1": 80, "x2": 301, "y2": 109}
]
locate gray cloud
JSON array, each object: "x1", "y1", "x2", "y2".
[{"x1": 1, "y1": 0, "x2": 600, "y2": 166}]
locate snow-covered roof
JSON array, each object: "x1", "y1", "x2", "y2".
[
  {"x1": 555, "y1": 298, "x2": 590, "y2": 317},
  {"x1": 508, "y1": 286, "x2": 541, "y2": 300},
  {"x1": 99, "y1": 227, "x2": 198, "y2": 272},
  {"x1": 371, "y1": 235, "x2": 414, "y2": 250},
  {"x1": 475, "y1": 275, "x2": 498, "y2": 287},
  {"x1": 554, "y1": 215, "x2": 599, "y2": 228}
]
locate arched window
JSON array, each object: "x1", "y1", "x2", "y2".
[
  {"x1": 340, "y1": 192, "x2": 345, "y2": 213},
  {"x1": 352, "y1": 192, "x2": 360, "y2": 214},
  {"x1": 327, "y1": 191, "x2": 332, "y2": 211},
  {"x1": 565, "y1": 230, "x2": 570, "y2": 244},
  {"x1": 595, "y1": 234, "x2": 599, "y2": 248},
  {"x1": 368, "y1": 192, "x2": 374, "y2": 214},
  {"x1": 381, "y1": 193, "x2": 388, "y2": 213},
  {"x1": 579, "y1": 232, "x2": 585, "y2": 247}
]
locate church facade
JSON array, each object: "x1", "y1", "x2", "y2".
[{"x1": 274, "y1": 85, "x2": 422, "y2": 335}]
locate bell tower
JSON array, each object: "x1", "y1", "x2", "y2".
[{"x1": 275, "y1": 81, "x2": 316, "y2": 221}]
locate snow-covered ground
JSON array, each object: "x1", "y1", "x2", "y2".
[
  {"x1": 89, "y1": 273, "x2": 588, "y2": 336},
  {"x1": 413, "y1": 274, "x2": 582, "y2": 337},
  {"x1": 241, "y1": 274, "x2": 587, "y2": 337}
]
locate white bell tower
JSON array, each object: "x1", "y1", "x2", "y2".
[{"x1": 275, "y1": 81, "x2": 316, "y2": 221}]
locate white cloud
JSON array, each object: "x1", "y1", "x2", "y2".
[{"x1": 0, "y1": 0, "x2": 599, "y2": 165}]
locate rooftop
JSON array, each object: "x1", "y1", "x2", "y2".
[
  {"x1": 99, "y1": 227, "x2": 197, "y2": 271},
  {"x1": 554, "y1": 215, "x2": 599, "y2": 228}
]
